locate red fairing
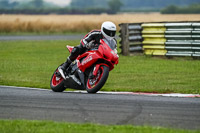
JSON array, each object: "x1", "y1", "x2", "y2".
[
  {"x1": 74, "y1": 39, "x2": 119, "y2": 72},
  {"x1": 77, "y1": 51, "x2": 102, "y2": 72},
  {"x1": 100, "y1": 39, "x2": 119, "y2": 66}
]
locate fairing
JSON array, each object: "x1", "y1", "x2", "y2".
[{"x1": 66, "y1": 39, "x2": 119, "y2": 72}]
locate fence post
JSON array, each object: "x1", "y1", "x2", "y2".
[{"x1": 119, "y1": 23, "x2": 130, "y2": 56}]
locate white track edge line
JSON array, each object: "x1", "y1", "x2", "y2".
[{"x1": 0, "y1": 85, "x2": 199, "y2": 98}]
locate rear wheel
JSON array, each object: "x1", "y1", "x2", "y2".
[
  {"x1": 86, "y1": 65, "x2": 109, "y2": 93},
  {"x1": 50, "y1": 68, "x2": 65, "y2": 92}
]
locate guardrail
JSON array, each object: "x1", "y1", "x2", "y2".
[{"x1": 119, "y1": 22, "x2": 200, "y2": 57}]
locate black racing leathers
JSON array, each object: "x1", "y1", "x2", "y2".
[{"x1": 69, "y1": 30, "x2": 104, "y2": 61}]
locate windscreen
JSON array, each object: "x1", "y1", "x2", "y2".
[{"x1": 102, "y1": 38, "x2": 117, "y2": 50}]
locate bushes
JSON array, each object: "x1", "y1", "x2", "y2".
[
  {"x1": 0, "y1": 8, "x2": 115, "y2": 15},
  {"x1": 0, "y1": 8, "x2": 80, "y2": 15},
  {"x1": 161, "y1": 3, "x2": 200, "y2": 14}
]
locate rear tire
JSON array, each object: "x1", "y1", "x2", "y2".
[
  {"x1": 50, "y1": 67, "x2": 65, "y2": 92},
  {"x1": 86, "y1": 65, "x2": 109, "y2": 93}
]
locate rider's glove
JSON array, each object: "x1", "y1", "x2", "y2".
[{"x1": 86, "y1": 40, "x2": 95, "y2": 49}]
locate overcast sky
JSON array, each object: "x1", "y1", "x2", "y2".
[
  {"x1": 44, "y1": 0, "x2": 71, "y2": 6},
  {"x1": 10, "y1": 0, "x2": 71, "y2": 7}
]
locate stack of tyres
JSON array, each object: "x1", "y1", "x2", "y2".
[
  {"x1": 119, "y1": 22, "x2": 200, "y2": 57},
  {"x1": 192, "y1": 23, "x2": 200, "y2": 57},
  {"x1": 165, "y1": 23, "x2": 193, "y2": 56},
  {"x1": 128, "y1": 24, "x2": 143, "y2": 54},
  {"x1": 142, "y1": 23, "x2": 167, "y2": 56}
]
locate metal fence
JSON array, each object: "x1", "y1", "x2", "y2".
[{"x1": 119, "y1": 22, "x2": 200, "y2": 57}]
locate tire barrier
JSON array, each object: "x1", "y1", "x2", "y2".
[
  {"x1": 142, "y1": 23, "x2": 167, "y2": 56},
  {"x1": 119, "y1": 22, "x2": 200, "y2": 57},
  {"x1": 119, "y1": 23, "x2": 143, "y2": 56}
]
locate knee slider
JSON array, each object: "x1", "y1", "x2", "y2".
[{"x1": 69, "y1": 47, "x2": 80, "y2": 61}]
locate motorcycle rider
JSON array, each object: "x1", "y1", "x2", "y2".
[{"x1": 58, "y1": 21, "x2": 117, "y2": 79}]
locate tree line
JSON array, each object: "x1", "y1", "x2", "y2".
[
  {"x1": 0, "y1": 0, "x2": 200, "y2": 14},
  {"x1": 161, "y1": 4, "x2": 200, "y2": 14},
  {"x1": 0, "y1": 0, "x2": 122, "y2": 14}
]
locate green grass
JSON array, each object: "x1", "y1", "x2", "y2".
[
  {"x1": 0, "y1": 120, "x2": 199, "y2": 133},
  {"x1": 0, "y1": 40, "x2": 200, "y2": 94},
  {"x1": 0, "y1": 31, "x2": 87, "y2": 36}
]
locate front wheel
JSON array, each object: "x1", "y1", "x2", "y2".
[
  {"x1": 50, "y1": 67, "x2": 65, "y2": 92},
  {"x1": 86, "y1": 65, "x2": 109, "y2": 93}
]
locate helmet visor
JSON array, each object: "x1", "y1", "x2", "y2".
[{"x1": 103, "y1": 27, "x2": 116, "y2": 37}]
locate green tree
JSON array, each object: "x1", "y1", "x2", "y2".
[
  {"x1": 108, "y1": 0, "x2": 123, "y2": 13},
  {"x1": 0, "y1": 0, "x2": 9, "y2": 8},
  {"x1": 161, "y1": 5, "x2": 178, "y2": 14},
  {"x1": 31, "y1": 0, "x2": 43, "y2": 8},
  {"x1": 161, "y1": 3, "x2": 200, "y2": 14}
]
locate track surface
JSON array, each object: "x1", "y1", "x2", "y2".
[
  {"x1": 0, "y1": 35, "x2": 119, "y2": 41},
  {"x1": 0, "y1": 35, "x2": 84, "y2": 41},
  {"x1": 0, "y1": 86, "x2": 200, "y2": 130}
]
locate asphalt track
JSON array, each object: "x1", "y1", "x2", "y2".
[
  {"x1": 0, "y1": 35, "x2": 119, "y2": 41},
  {"x1": 0, "y1": 86, "x2": 200, "y2": 129},
  {"x1": 0, "y1": 35, "x2": 84, "y2": 41}
]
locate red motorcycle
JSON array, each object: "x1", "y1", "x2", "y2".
[{"x1": 50, "y1": 39, "x2": 119, "y2": 93}]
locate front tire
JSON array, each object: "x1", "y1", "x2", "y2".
[
  {"x1": 50, "y1": 68, "x2": 65, "y2": 92},
  {"x1": 86, "y1": 65, "x2": 109, "y2": 93}
]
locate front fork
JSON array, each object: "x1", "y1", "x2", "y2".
[
  {"x1": 92, "y1": 64, "x2": 100, "y2": 77},
  {"x1": 88, "y1": 63, "x2": 109, "y2": 84}
]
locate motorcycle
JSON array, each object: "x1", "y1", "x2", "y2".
[{"x1": 50, "y1": 38, "x2": 119, "y2": 93}]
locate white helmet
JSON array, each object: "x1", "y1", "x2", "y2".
[{"x1": 101, "y1": 21, "x2": 116, "y2": 40}]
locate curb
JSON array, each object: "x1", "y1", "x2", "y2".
[
  {"x1": 1, "y1": 85, "x2": 200, "y2": 98},
  {"x1": 71, "y1": 90, "x2": 200, "y2": 98}
]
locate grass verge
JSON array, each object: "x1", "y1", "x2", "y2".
[
  {"x1": 0, "y1": 40, "x2": 200, "y2": 94},
  {"x1": 0, "y1": 31, "x2": 87, "y2": 36},
  {"x1": 0, "y1": 120, "x2": 199, "y2": 133}
]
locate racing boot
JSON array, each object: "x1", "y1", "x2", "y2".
[{"x1": 58, "y1": 57, "x2": 72, "y2": 80}]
